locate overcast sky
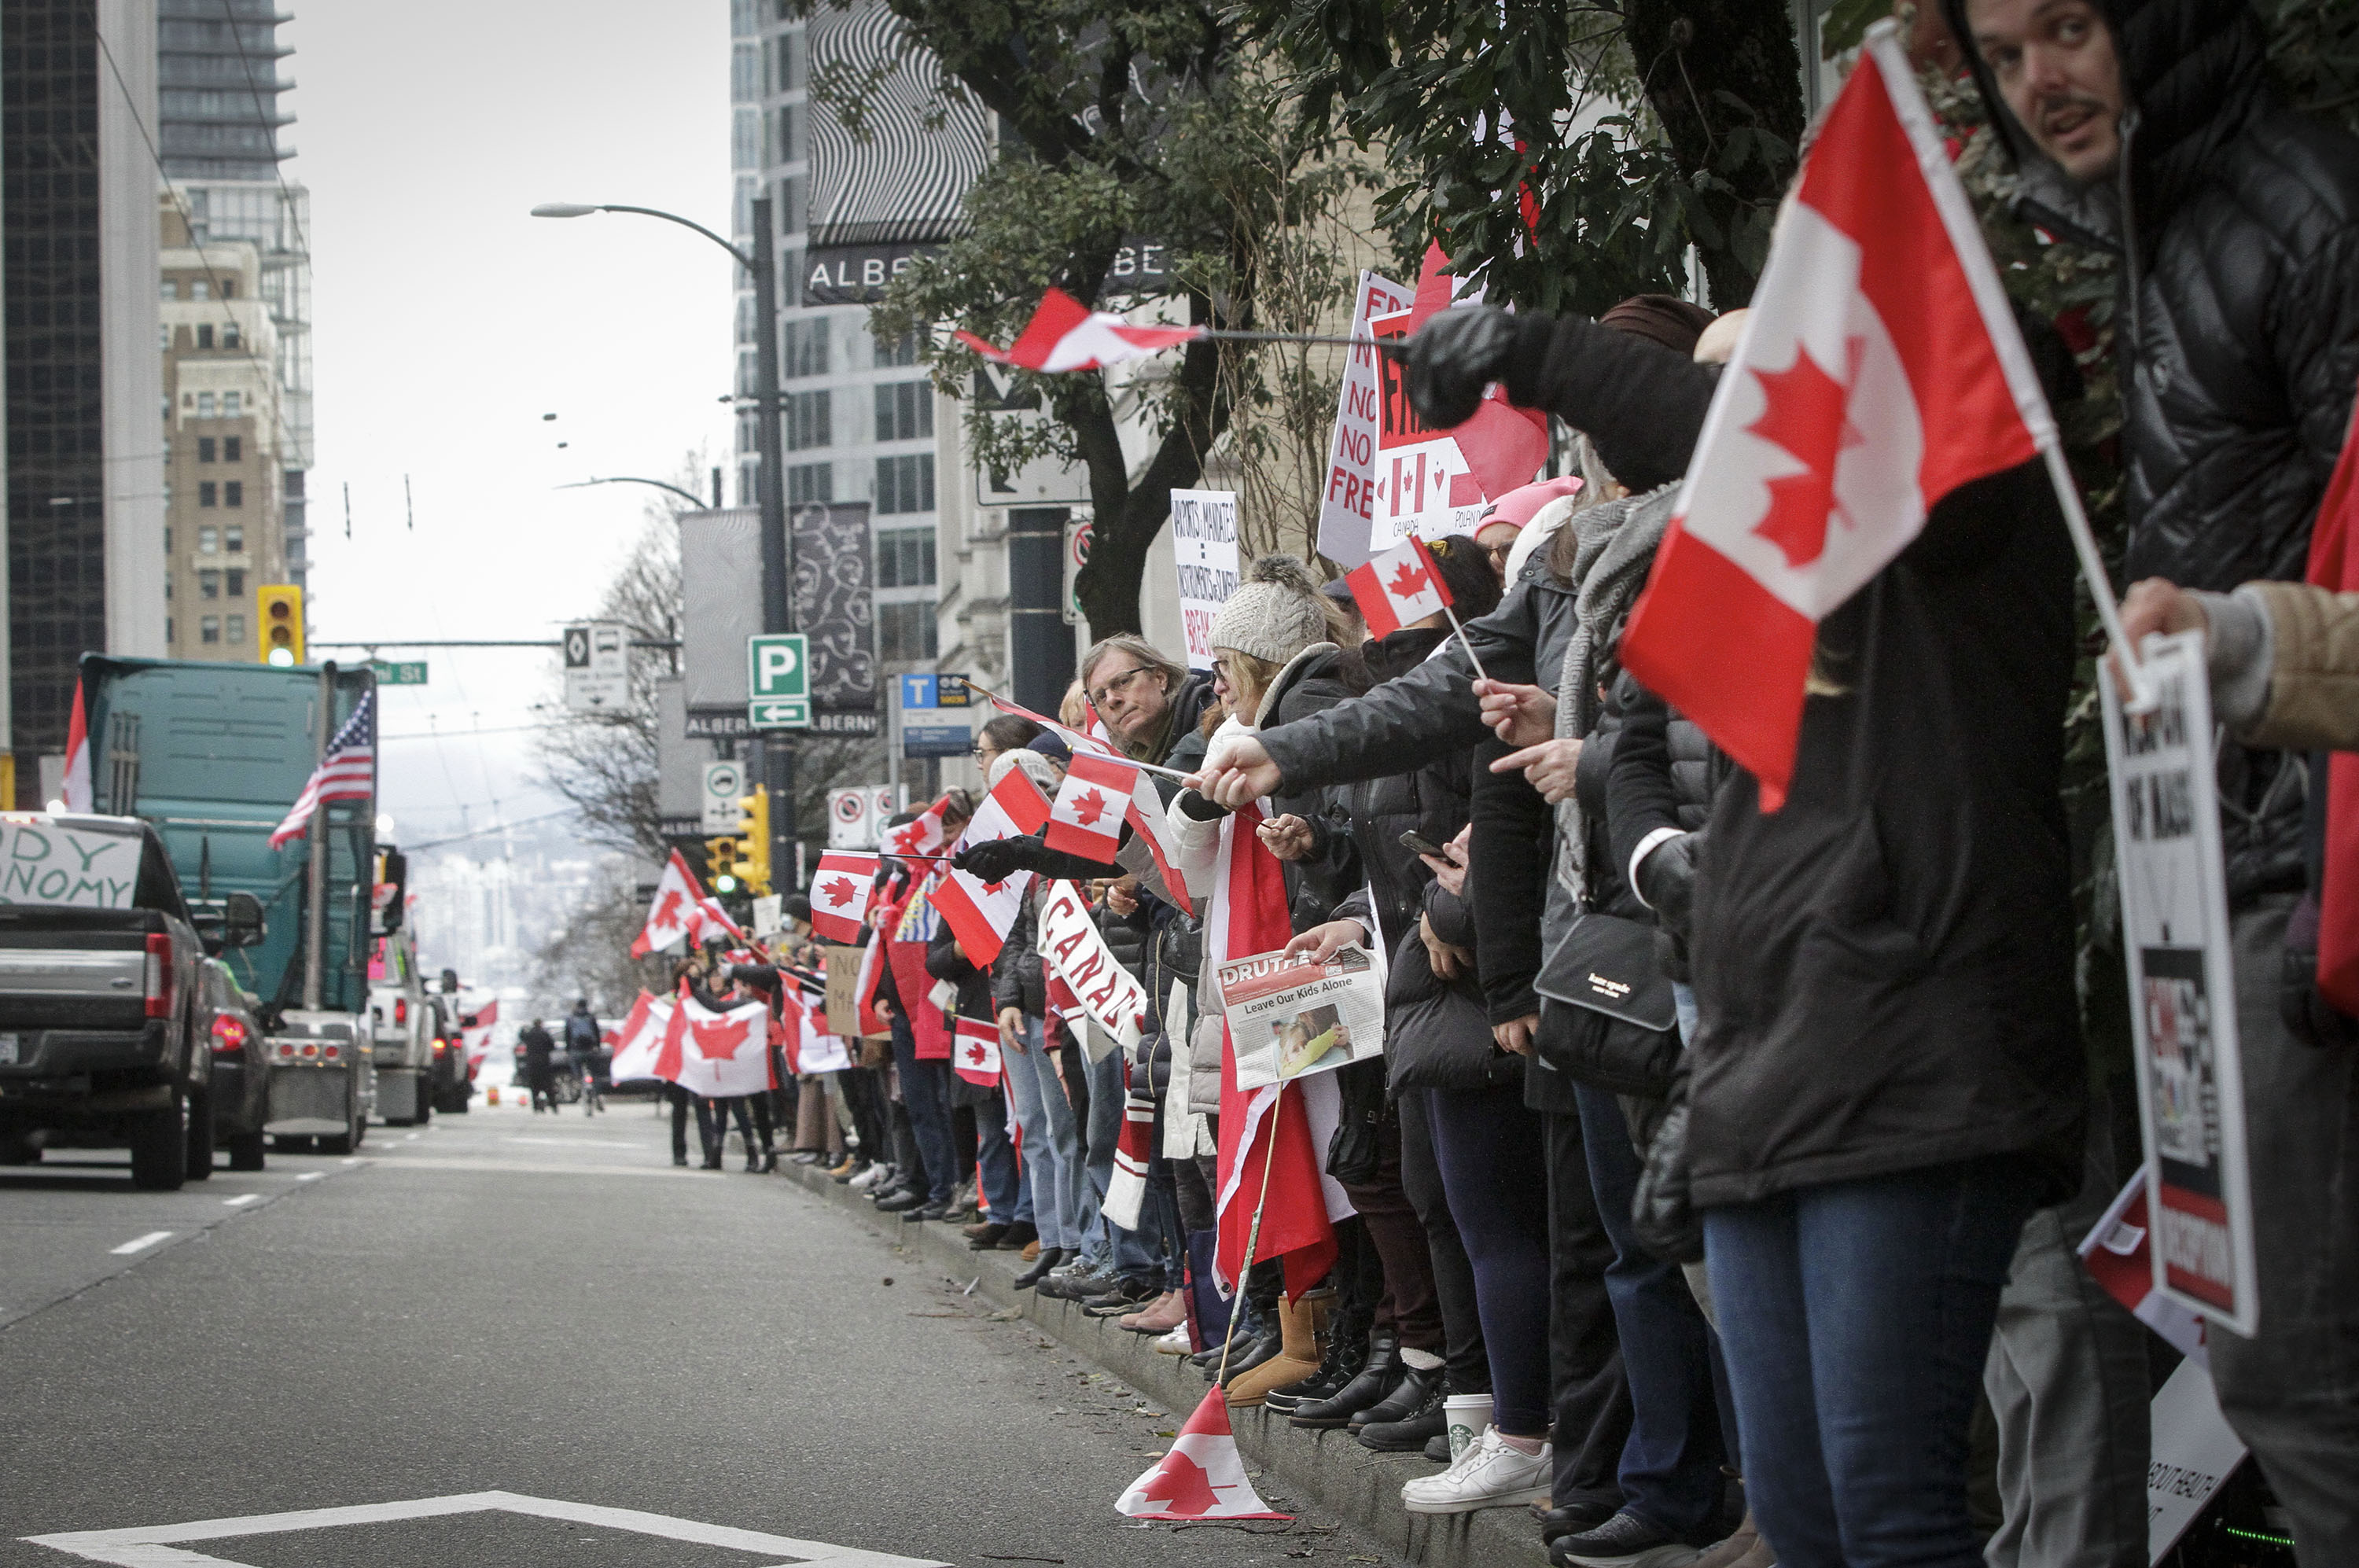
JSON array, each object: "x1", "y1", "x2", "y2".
[{"x1": 282, "y1": 2, "x2": 736, "y2": 849}]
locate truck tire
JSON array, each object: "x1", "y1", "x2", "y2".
[
  {"x1": 0, "y1": 1133, "x2": 39, "y2": 1165},
  {"x1": 272, "y1": 1134, "x2": 313, "y2": 1153},
  {"x1": 129, "y1": 1096, "x2": 187, "y2": 1191},
  {"x1": 183, "y1": 1088, "x2": 216, "y2": 1181},
  {"x1": 415, "y1": 1095, "x2": 432, "y2": 1126},
  {"x1": 226, "y1": 1131, "x2": 266, "y2": 1172},
  {"x1": 317, "y1": 1131, "x2": 351, "y2": 1154}
]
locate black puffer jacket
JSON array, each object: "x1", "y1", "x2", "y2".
[
  {"x1": 1385, "y1": 879, "x2": 1522, "y2": 1093},
  {"x1": 1942, "y1": 0, "x2": 2359, "y2": 902}
]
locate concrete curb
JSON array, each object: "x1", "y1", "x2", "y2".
[{"x1": 782, "y1": 1161, "x2": 1551, "y2": 1567}]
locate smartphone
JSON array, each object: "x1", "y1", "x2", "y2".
[{"x1": 1400, "y1": 830, "x2": 1461, "y2": 865}]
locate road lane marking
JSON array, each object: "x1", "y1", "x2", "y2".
[
  {"x1": 403, "y1": 1132, "x2": 419, "y2": 1140},
  {"x1": 370, "y1": 1156, "x2": 721, "y2": 1180},
  {"x1": 295, "y1": 1172, "x2": 322, "y2": 1181},
  {"x1": 20, "y1": 1489, "x2": 948, "y2": 1567},
  {"x1": 501, "y1": 1136, "x2": 640, "y2": 1148},
  {"x1": 221, "y1": 1194, "x2": 261, "y2": 1208},
  {"x1": 108, "y1": 1231, "x2": 172, "y2": 1256}
]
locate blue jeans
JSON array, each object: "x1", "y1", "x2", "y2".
[
  {"x1": 891, "y1": 1026, "x2": 958, "y2": 1204},
  {"x1": 1075, "y1": 1044, "x2": 1126, "y2": 1267},
  {"x1": 1003, "y1": 1017, "x2": 1089, "y2": 1250},
  {"x1": 1575, "y1": 1083, "x2": 1727, "y2": 1536},
  {"x1": 1706, "y1": 1158, "x2": 2043, "y2": 1568},
  {"x1": 973, "y1": 1088, "x2": 1032, "y2": 1224}
]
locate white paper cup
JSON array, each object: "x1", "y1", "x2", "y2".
[{"x1": 1444, "y1": 1392, "x2": 1494, "y2": 1461}]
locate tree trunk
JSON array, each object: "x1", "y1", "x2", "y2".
[{"x1": 1623, "y1": 0, "x2": 1809, "y2": 307}]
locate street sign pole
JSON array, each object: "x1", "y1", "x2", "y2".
[{"x1": 750, "y1": 194, "x2": 797, "y2": 900}]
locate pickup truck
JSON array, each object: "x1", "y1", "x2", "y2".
[{"x1": 0, "y1": 812, "x2": 264, "y2": 1188}]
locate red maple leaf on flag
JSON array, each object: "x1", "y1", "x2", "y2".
[
  {"x1": 965, "y1": 1041, "x2": 988, "y2": 1066},
  {"x1": 981, "y1": 878, "x2": 1009, "y2": 896},
  {"x1": 1071, "y1": 788, "x2": 1107, "y2": 827},
  {"x1": 1386, "y1": 558, "x2": 1430, "y2": 601},
  {"x1": 821, "y1": 875, "x2": 857, "y2": 908},
  {"x1": 691, "y1": 1014, "x2": 752, "y2": 1061},
  {"x1": 1746, "y1": 340, "x2": 1866, "y2": 569},
  {"x1": 653, "y1": 889, "x2": 683, "y2": 928},
  {"x1": 1136, "y1": 1451, "x2": 1223, "y2": 1517}
]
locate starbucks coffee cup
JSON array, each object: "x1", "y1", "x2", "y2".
[{"x1": 1444, "y1": 1393, "x2": 1494, "y2": 1461}]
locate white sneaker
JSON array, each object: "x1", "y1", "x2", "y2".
[
  {"x1": 848, "y1": 1164, "x2": 889, "y2": 1191},
  {"x1": 1153, "y1": 1323, "x2": 1193, "y2": 1355},
  {"x1": 1400, "y1": 1429, "x2": 1552, "y2": 1515}
]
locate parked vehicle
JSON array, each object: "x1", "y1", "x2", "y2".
[
  {"x1": 0, "y1": 813, "x2": 264, "y2": 1189},
  {"x1": 367, "y1": 918, "x2": 431, "y2": 1126},
  {"x1": 201, "y1": 959, "x2": 270, "y2": 1172},
  {"x1": 78, "y1": 656, "x2": 381, "y2": 1155},
  {"x1": 424, "y1": 995, "x2": 472, "y2": 1113}
]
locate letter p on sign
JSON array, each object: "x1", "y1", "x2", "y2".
[{"x1": 747, "y1": 633, "x2": 808, "y2": 699}]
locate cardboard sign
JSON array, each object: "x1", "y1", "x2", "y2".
[
  {"x1": 825, "y1": 945, "x2": 864, "y2": 1039},
  {"x1": 2100, "y1": 631, "x2": 2259, "y2": 1337},
  {"x1": 0, "y1": 822, "x2": 141, "y2": 909},
  {"x1": 1036, "y1": 880, "x2": 1150, "y2": 1050},
  {"x1": 1315, "y1": 271, "x2": 1414, "y2": 569},
  {"x1": 1171, "y1": 489, "x2": 1240, "y2": 672}
]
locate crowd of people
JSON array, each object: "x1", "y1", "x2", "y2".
[{"x1": 626, "y1": 1, "x2": 2359, "y2": 1562}]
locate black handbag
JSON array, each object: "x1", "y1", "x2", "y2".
[
  {"x1": 1536, "y1": 911, "x2": 1678, "y2": 1032},
  {"x1": 1325, "y1": 1058, "x2": 1386, "y2": 1185}
]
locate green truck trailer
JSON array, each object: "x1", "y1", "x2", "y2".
[{"x1": 78, "y1": 654, "x2": 385, "y2": 1151}]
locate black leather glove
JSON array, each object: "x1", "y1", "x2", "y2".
[
  {"x1": 1637, "y1": 831, "x2": 1698, "y2": 941},
  {"x1": 1406, "y1": 307, "x2": 1519, "y2": 428},
  {"x1": 953, "y1": 838, "x2": 1025, "y2": 882}
]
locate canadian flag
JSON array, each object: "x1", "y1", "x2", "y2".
[
  {"x1": 953, "y1": 1014, "x2": 1003, "y2": 1088},
  {"x1": 2078, "y1": 1173, "x2": 2210, "y2": 1368},
  {"x1": 1346, "y1": 537, "x2": 1451, "y2": 639},
  {"x1": 808, "y1": 851, "x2": 878, "y2": 943},
  {"x1": 1617, "y1": 24, "x2": 2059, "y2": 811},
  {"x1": 61, "y1": 678, "x2": 93, "y2": 812},
  {"x1": 606, "y1": 991, "x2": 675, "y2": 1084},
  {"x1": 1045, "y1": 751, "x2": 1132, "y2": 863},
  {"x1": 932, "y1": 767, "x2": 1053, "y2": 966},
  {"x1": 1116, "y1": 1386, "x2": 1290, "y2": 1521},
  {"x1": 955, "y1": 288, "x2": 1203, "y2": 373},
  {"x1": 885, "y1": 794, "x2": 951, "y2": 859},
  {"x1": 460, "y1": 996, "x2": 499, "y2": 1070},
  {"x1": 669, "y1": 995, "x2": 776, "y2": 1099},
  {"x1": 632, "y1": 850, "x2": 712, "y2": 957},
  {"x1": 972, "y1": 687, "x2": 1194, "y2": 915}
]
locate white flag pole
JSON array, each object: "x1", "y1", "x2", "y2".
[
  {"x1": 1213, "y1": 1086, "x2": 1290, "y2": 1389},
  {"x1": 2037, "y1": 442, "x2": 2158, "y2": 712},
  {"x1": 1441, "y1": 602, "x2": 1493, "y2": 684}
]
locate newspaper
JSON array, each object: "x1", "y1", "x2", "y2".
[{"x1": 1216, "y1": 944, "x2": 1385, "y2": 1091}]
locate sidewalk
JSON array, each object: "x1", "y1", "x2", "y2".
[{"x1": 782, "y1": 1160, "x2": 1551, "y2": 1568}]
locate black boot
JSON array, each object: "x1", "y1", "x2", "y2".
[
  {"x1": 1356, "y1": 1378, "x2": 1448, "y2": 1452},
  {"x1": 1292, "y1": 1339, "x2": 1406, "y2": 1428},
  {"x1": 1349, "y1": 1361, "x2": 1445, "y2": 1430},
  {"x1": 1268, "y1": 1320, "x2": 1377, "y2": 1415},
  {"x1": 1209, "y1": 1321, "x2": 1285, "y2": 1384},
  {"x1": 1013, "y1": 1247, "x2": 1065, "y2": 1290}
]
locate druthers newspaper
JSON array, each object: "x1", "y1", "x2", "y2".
[{"x1": 1216, "y1": 944, "x2": 1386, "y2": 1091}]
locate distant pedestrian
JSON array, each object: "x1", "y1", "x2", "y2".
[{"x1": 518, "y1": 1019, "x2": 558, "y2": 1113}]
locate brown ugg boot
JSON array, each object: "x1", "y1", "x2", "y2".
[{"x1": 1226, "y1": 1291, "x2": 1323, "y2": 1407}]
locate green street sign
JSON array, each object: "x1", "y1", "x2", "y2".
[
  {"x1": 749, "y1": 698, "x2": 811, "y2": 729},
  {"x1": 747, "y1": 633, "x2": 809, "y2": 729},
  {"x1": 370, "y1": 660, "x2": 429, "y2": 686}
]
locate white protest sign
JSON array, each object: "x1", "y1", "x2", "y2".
[
  {"x1": 1365, "y1": 285, "x2": 1492, "y2": 553},
  {"x1": 752, "y1": 894, "x2": 784, "y2": 938},
  {"x1": 1037, "y1": 879, "x2": 1150, "y2": 1050},
  {"x1": 2144, "y1": 1358, "x2": 2249, "y2": 1562},
  {"x1": 2101, "y1": 630, "x2": 2258, "y2": 1337},
  {"x1": 1171, "y1": 489, "x2": 1240, "y2": 672},
  {"x1": 0, "y1": 821, "x2": 142, "y2": 908},
  {"x1": 1216, "y1": 944, "x2": 1385, "y2": 1091},
  {"x1": 1315, "y1": 271, "x2": 1413, "y2": 569}
]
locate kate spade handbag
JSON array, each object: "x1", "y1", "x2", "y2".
[{"x1": 1536, "y1": 912, "x2": 1678, "y2": 1033}]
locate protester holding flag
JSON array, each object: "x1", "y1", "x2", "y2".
[
  {"x1": 926, "y1": 869, "x2": 1036, "y2": 1253},
  {"x1": 1941, "y1": 0, "x2": 2359, "y2": 1551},
  {"x1": 868, "y1": 840, "x2": 962, "y2": 1217}
]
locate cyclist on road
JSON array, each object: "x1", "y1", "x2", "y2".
[{"x1": 565, "y1": 999, "x2": 605, "y2": 1115}]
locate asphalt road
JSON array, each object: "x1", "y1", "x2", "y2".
[{"x1": 0, "y1": 1092, "x2": 1400, "y2": 1568}]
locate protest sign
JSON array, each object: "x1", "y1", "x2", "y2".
[
  {"x1": 1216, "y1": 944, "x2": 1385, "y2": 1091},
  {"x1": 1364, "y1": 304, "x2": 1489, "y2": 553},
  {"x1": 2100, "y1": 630, "x2": 2258, "y2": 1336},
  {"x1": 1037, "y1": 880, "x2": 1150, "y2": 1050},
  {"x1": 1171, "y1": 489, "x2": 1240, "y2": 672},
  {"x1": 825, "y1": 946, "x2": 864, "y2": 1038},
  {"x1": 1315, "y1": 271, "x2": 1413, "y2": 569},
  {"x1": 0, "y1": 820, "x2": 141, "y2": 909}
]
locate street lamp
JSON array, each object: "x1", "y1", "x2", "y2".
[
  {"x1": 536, "y1": 195, "x2": 797, "y2": 887},
  {"x1": 555, "y1": 477, "x2": 713, "y2": 511}
]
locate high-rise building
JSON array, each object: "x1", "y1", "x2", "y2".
[
  {"x1": 730, "y1": 0, "x2": 986, "y2": 683},
  {"x1": 156, "y1": 0, "x2": 311, "y2": 591},
  {"x1": 158, "y1": 199, "x2": 289, "y2": 660},
  {"x1": 2, "y1": 0, "x2": 170, "y2": 801}
]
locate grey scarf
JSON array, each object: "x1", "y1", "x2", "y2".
[{"x1": 1551, "y1": 482, "x2": 1680, "y2": 897}]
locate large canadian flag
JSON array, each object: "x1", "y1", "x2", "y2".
[
  {"x1": 606, "y1": 991, "x2": 675, "y2": 1084},
  {"x1": 931, "y1": 767, "x2": 1053, "y2": 966},
  {"x1": 1116, "y1": 1386, "x2": 1290, "y2": 1522},
  {"x1": 1044, "y1": 751, "x2": 1132, "y2": 863},
  {"x1": 631, "y1": 850, "x2": 712, "y2": 957},
  {"x1": 808, "y1": 851, "x2": 878, "y2": 943},
  {"x1": 669, "y1": 995, "x2": 776, "y2": 1099},
  {"x1": 1617, "y1": 24, "x2": 2059, "y2": 810}
]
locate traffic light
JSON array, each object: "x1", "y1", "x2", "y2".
[
  {"x1": 257, "y1": 585, "x2": 304, "y2": 665},
  {"x1": 705, "y1": 835, "x2": 741, "y2": 894},
  {"x1": 732, "y1": 792, "x2": 772, "y2": 895}
]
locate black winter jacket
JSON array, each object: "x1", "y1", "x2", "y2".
[
  {"x1": 1385, "y1": 879, "x2": 1522, "y2": 1093},
  {"x1": 1942, "y1": 0, "x2": 2359, "y2": 903}
]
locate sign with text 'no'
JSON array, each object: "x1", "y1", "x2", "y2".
[{"x1": 747, "y1": 634, "x2": 810, "y2": 730}]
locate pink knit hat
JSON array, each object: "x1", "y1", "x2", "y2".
[{"x1": 1481, "y1": 475, "x2": 1585, "y2": 531}]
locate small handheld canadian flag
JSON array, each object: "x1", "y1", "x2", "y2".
[
  {"x1": 1044, "y1": 751, "x2": 1132, "y2": 863},
  {"x1": 952, "y1": 1014, "x2": 1003, "y2": 1088},
  {"x1": 808, "y1": 851, "x2": 878, "y2": 943},
  {"x1": 1116, "y1": 1386, "x2": 1290, "y2": 1522},
  {"x1": 1345, "y1": 537, "x2": 1449, "y2": 639},
  {"x1": 955, "y1": 288, "x2": 1205, "y2": 373}
]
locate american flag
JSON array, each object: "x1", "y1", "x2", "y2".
[{"x1": 270, "y1": 690, "x2": 376, "y2": 849}]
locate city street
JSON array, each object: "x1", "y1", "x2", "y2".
[{"x1": 0, "y1": 1099, "x2": 1396, "y2": 1568}]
